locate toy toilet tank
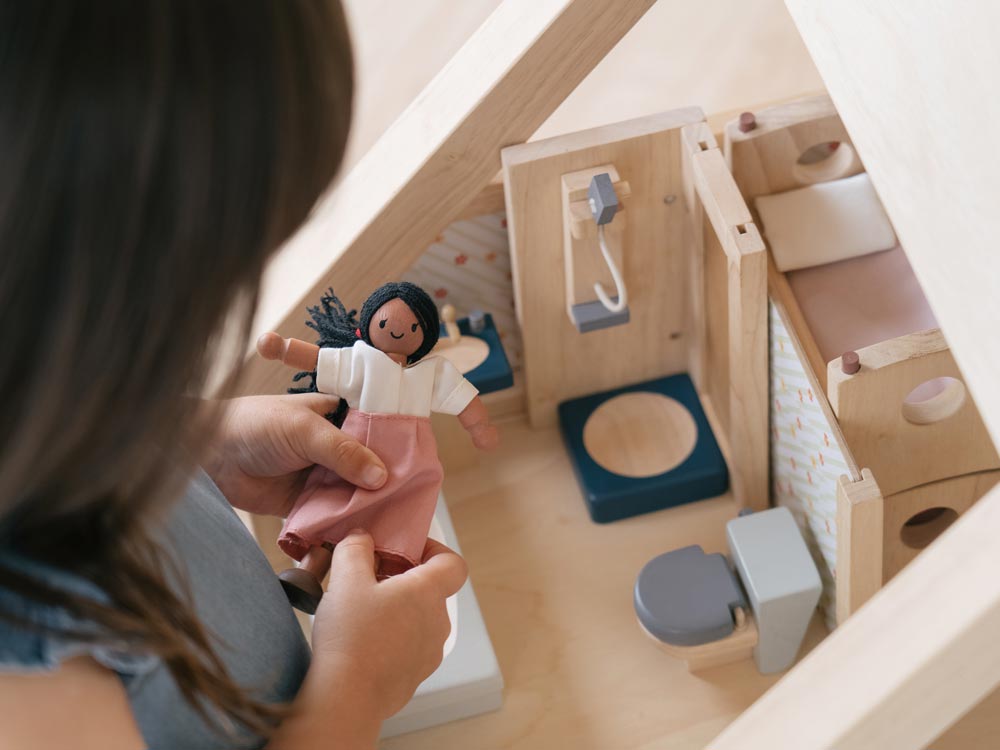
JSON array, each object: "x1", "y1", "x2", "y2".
[{"x1": 634, "y1": 507, "x2": 821, "y2": 674}]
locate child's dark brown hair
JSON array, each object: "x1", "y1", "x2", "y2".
[{"x1": 0, "y1": 0, "x2": 353, "y2": 737}]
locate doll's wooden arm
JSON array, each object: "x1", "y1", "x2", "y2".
[
  {"x1": 256, "y1": 332, "x2": 320, "y2": 371},
  {"x1": 458, "y1": 396, "x2": 499, "y2": 451}
]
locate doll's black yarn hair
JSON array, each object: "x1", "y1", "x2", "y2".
[
  {"x1": 288, "y1": 282, "x2": 441, "y2": 425},
  {"x1": 358, "y1": 281, "x2": 440, "y2": 362}
]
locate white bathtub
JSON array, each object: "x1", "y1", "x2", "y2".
[{"x1": 378, "y1": 494, "x2": 504, "y2": 738}]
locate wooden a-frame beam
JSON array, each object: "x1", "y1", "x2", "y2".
[
  {"x1": 783, "y1": 1, "x2": 1000, "y2": 447},
  {"x1": 240, "y1": 0, "x2": 656, "y2": 394}
]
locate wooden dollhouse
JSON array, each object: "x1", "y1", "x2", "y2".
[{"x1": 241, "y1": 2, "x2": 1000, "y2": 747}]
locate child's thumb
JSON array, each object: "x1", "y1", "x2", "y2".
[{"x1": 330, "y1": 529, "x2": 376, "y2": 583}]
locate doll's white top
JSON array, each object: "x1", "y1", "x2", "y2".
[{"x1": 315, "y1": 340, "x2": 478, "y2": 417}]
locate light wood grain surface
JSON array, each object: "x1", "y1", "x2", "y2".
[
  {"x1": 381, "y1": 417, "x2": 827, "y2": 750},
  {"x1": 881, "y1": 470, "x2": 1000, "y2": 584},
  {"x1": 835, "y1": 468, "x2": 883, "y2": 624},
  {"x1": 684, "y1": 140, "x2": 769, "y2": 510},
  {"x1": 376, "y1": 415, "x2": 1000, "y2": 750},
  {"x1": 583, "y1": 392, "x2": 697, "y2": 478},
  {"x1": 827, "y1": 329, "x2": 1000, "y2": 498},
  {"x1": 503, "y1": 108, "x2": 701, "y2": 427},
  {"x1": 784, "y1": 1, "x2": 1000, "y2": 451},
  {"x1": 340, "y1": 0, "x2": 822, "y2": 173}
]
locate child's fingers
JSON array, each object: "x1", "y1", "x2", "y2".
[
  {"x1": 292, "y1": 410, "x2": 388, "y2": 489},
  {"x1": 413, "y1": 539, "x2": 468, "y2": 598},
  {"x1": 330, "y1": 530, "x2": 377, "y2": 585}
]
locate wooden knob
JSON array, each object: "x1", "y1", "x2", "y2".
[
  {"x1": 738, "y1": 112, "x2": 757, "y2": 133},
  {"x1": 441, "y1": 304, "x2": 457, "y2": 324},
  {"x1": 842, "y1": 351, "x2": 861, "y2": 375}
]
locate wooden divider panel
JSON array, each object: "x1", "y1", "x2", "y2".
[
  {"x1": 502, "y1": 109, "x2": 701, "y2": 427},
  {"x1": 504, "y1": 110, "x2": 767, "y2": 509}
]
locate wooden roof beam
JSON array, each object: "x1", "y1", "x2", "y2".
[{"x1": 242, "y1": 0, "x2": 656, "y2": 394}]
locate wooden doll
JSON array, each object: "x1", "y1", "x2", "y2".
[{"x1": 257, "y1": 282, "x2": 498, "y2": 612}]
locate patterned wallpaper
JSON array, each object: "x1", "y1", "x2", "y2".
[
  {"x1": 403, "y1": 212, "x2": 522, "y2": 370},
  {"x1": 770, "y1": 300, "x2": 848, "y2": 631}
]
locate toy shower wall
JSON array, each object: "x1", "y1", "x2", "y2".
[{"x1": 770, "y1": 300, "x2": 843, "y2": 630}]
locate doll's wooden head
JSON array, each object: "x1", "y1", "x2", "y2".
[
  {"x1": 358, "y1": 282, "x2": 439, "y2": 363},
  {"x1": 289, "y1": 283, "x2": 442, "y2": 423}
]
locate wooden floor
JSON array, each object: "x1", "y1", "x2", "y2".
[
  {"x1": 381, "y1": 417, "x2": 828, "y2": 750},
  {"x1": 376, "y1": 418, "x2": 1000, "y2": 749}
]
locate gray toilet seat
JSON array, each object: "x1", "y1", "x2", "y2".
[{"x1": 633, "y1": 545, "x2": 746, "y2": 647}]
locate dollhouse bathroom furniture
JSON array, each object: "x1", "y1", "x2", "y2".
[
  {"x1": 564, "y1": 171, "x2": 631, "y2": 332},
  {"x1": 725, "y1": 94, "x2": 1000, "y2": 628},
  {"x1": 634, "y1": 507, "x2": 820, "y2": 674},
  {"x1": 502, "y1": 109, "x2": 769, "y2": 520},
  {"x1": 234, "y1": 1, "x2": 1000, "y2": 746},
  {"x1": 433, "y1": 308, "x2": 514, "y2": 395},
  {"x1": 558, "y1": 373, "x2": 728, "y2": 522},
  {"x1": 545, "y1": 163, "x2": 732, "y2": 521}
]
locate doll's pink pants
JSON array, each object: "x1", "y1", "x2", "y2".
[{"x1": 278, "y1": 410, "x2": 443, "y2": 572}]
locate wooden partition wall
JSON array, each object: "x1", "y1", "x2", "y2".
[{"x1": 500, "y1": 111, "x2": 767, "y2": 509}]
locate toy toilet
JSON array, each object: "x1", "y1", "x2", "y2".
[{"x1": 634, "y1": 507, "x2": 821, "y2": 674}]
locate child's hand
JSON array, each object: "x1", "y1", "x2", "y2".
[
  {"x1": 203, "y1": 394, "x2": 388, "y2": 517},
  {"x1": 311, "y1": 531, "x2": 468, "y2": 719}
]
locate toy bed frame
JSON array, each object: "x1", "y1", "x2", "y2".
[{"x1": 725, "y1": 95, "x2": 1000, "y2": 626}]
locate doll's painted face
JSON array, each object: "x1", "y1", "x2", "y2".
[{"x1": 368, "y1": 297, "x2": 424, "y2": 358}]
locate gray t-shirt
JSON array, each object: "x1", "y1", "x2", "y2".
[{"x1": 0, "y1": 471, "x2": 311, "y2": 749}]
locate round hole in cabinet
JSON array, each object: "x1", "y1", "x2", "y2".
[
  {"x1": 792, "y1": 141, "x2": 856, "y2": 185},
  {"x1": 900, "y1": 506, "x2": 959, "y2": 550},
  {"x1": 582, "y1": 392, "x2": 697, "y2": 478},
  {"x1": 901, "y1": 376, "x2": 966, "y2": 425}
]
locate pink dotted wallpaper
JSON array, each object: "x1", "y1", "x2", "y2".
[{"x1": 404, "y1": 212, "x2": 522, "y2": 370}]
